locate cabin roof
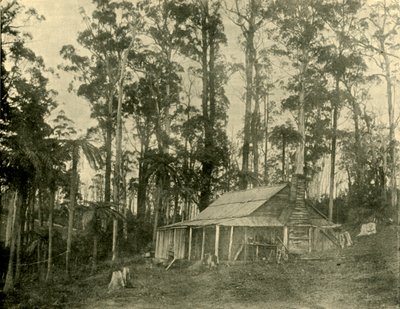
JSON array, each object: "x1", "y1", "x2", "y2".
[
  {"x1": 159, "y1": 183, "x2": 336, "y2": 230},
  {"x1": 195, "y1": 184, "x2": 287, "y2": 220}
]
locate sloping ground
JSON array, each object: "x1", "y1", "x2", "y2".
[{"x1": 2, "y1": 225, "x2": 398, "y2": 309}]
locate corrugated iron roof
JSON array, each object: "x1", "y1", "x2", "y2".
[
  {"x1": 194, "y1": 184, "x2": 287, "y2": 220},
  {"x1": 157, "y1": 183, "x2": 336, "y2": 230},
  {"x1": 159, "y1": 216, "x2": 284, "y2": 229}
]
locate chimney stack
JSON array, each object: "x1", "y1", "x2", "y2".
[{"x1": 290, "y1": 174, "x2": 305, "y2": 207}]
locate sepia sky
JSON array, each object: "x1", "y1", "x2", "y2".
[{"x1": 19, "y1": 0, "x2": 96, "y2": 134}]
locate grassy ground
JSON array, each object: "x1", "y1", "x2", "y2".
[{"x1": 2, "y1": 224, "x2": 398, "y2": 309}]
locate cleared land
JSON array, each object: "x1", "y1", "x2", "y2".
[{"x1": 2, "y1": 225, "x2": 398, "y2": 309}]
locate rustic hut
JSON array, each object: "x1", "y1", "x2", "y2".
[{"x1": 155, "y1": 175, "x2": 339, "y2": 261}]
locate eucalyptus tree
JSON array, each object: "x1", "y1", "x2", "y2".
[
  {"x1": 226, "y1": 0, "x2": 269, "y2": 188},
  {"x1": 124, "y1": 78, "x2": 156, "y2": 221},
  {"x1": 132, "y1": 0, "x2": 190, "y2": 237},
  {"x1": 269, "y1": 0, "x2": 330, "y2": 176},
  {"x1": 60, "y1": 0, "x2": 135, "y2": 206},
  {"x1": 358, "y1": 0, "x2": 399, "y2": 218},
  {"x1": 183, "y1": 0, "x2": 229, "y2": 211},
  {"x1": 319, "y1": 0, "x2": 363, "y2": 221},
  {"x1": 60, "y1": 0, "x2": 142, "y2": 260}
]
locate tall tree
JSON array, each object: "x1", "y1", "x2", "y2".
[
  {"x1": 358, "y1": 0, "x2": 399, "y2": 219},
  {"x1": 227, "y1": 0, "x2": 267, "y2": 189},
  {"x1": 60, "y1": 0, "x2": 139, "y2": 259},
  {"x1": 321, "y1": 0, "x2": 362, "y2": 221},
  {"x1": 196, "y1": 0, "x2": 228, "y2": 210},
  {"x1": 270, "y1": 0, "x2": 330, "y2": 177}
]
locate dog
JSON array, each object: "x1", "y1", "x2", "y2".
[{"x1": 203, "y1": 253, "x2": 219, "y2": 269}]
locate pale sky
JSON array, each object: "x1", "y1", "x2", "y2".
[{"x1": 19, "y1": 0, "x2": 96, "y2": 134}]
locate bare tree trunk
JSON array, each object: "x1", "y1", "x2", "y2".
[
  {"x1": 112, "y1": 37, "x2": 135, "y2": 261},
  {"x1": 4, "y1": 191, "x2": 19, "y2": 292},
  {"x1": 382, "y1": 144, "x2": 388, "y2": 202},
  {"x1": 381, "y1": 51, "x2": 398, "y2": 219},
  {"x1": 152, "y1": 188, "x2": 160, "y2": 246},
  {"x1": 105, "y1": 108, "x2": 112, "y2": 205},
  {"x1": 252, "y1": 60, "x2": 261, "y2": 181},
  {"x1": 122, "y1": 171, "x2": 128, "y2": 241},
  {"x1": 241, "y1": 26, "x2": 255, "y2": 190},
  {"x1": 329, "y1": 78, "x2": 339, "y2": 222},
  {"x1": 37, "y1": 189, "x2": 44, "y2": 279},
  {"x1": 264, "y1": 93, "x2": 270, "y2": 185},
  {"x1": 66, "y1": 145, "x2": 78, "y2": 277},
  {"x1": 14, "y1": 217, "x2": 22, "y2": 284},
  {"x1": 91, "y1": 234, "x2": 98, "y2": 274},
  {"x1": 294, "y1": 57, "x2": 308, "y2": 176},
  {"x1": 282, "y1": 138, "x2": 286, "y2": 182},
  {"x1": 199, "y1": 0, "x2": 214, "y2": 211},
  {"x1": 5, "y1": 191, "x2": 16, "y2": 248},
  {"x1": 46, "y1": 190, "x2": 55, "y2": 282},
  {"x1": 348, "y1": 87, "x2": 362, "y2": 185},
  {"x1": 173, "y1": 192, "x2": 178, "y2": 224}
]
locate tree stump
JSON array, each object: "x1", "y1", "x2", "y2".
[{"x1": 108, "y1": 267, "x2": 132, "y2": 290}]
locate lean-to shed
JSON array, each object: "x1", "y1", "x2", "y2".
[{"x1": 155, "y1": 175, "x2": 339, "y2": 261}]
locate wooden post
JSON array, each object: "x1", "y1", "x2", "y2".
[
  {"x1": 256, "y1": 245, "x2": 259, "y2": 261},
  {"x1": 244, "y1": 227, "x2": 247, "y2": 262},
  {"x1": 215, "y1": 225, "x2": 220, "y2": 257},
  {"x1": 283, "y1": 226, "x2": 288, "y2": 248},
  {"x1": 188, "y1": 227, "x2": 192, "y2": 261},
  {"x1": 228, "y1": 226, "x2": 234, "y2": 261},
  {"x1": 201, "y1": 227, "x2": 205, "y2": 259},
  {"x1": 308, "y1": 227, "x2": 312, "y2": 253}
]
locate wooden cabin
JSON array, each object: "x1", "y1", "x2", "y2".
[{"x1": 155, "y1": 175, "x2": 339, "y2": 261}]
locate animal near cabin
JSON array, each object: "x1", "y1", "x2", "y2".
[{"x1": 155, "y1": 175, "x2": 339, "y2": 262}]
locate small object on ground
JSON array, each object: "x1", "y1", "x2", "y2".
[
  {"x1": 357, "y1": 222, "x2": 376, "y2": 237},
  {"x1": 203, "y1": 253, "x2": 219, "y2": 269},
  {"x1": 166, "y1": 258, "x2": 177, "y2": 271},
  {"x1": 233, "y1": 245, "x2": 244, "y2": 261},
  {"x1": 339, "y1": 231, "x2": 353, "y2": 248},
  {"x1": 276, "y1": 244, "x2": 288, "y2": 264}
]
